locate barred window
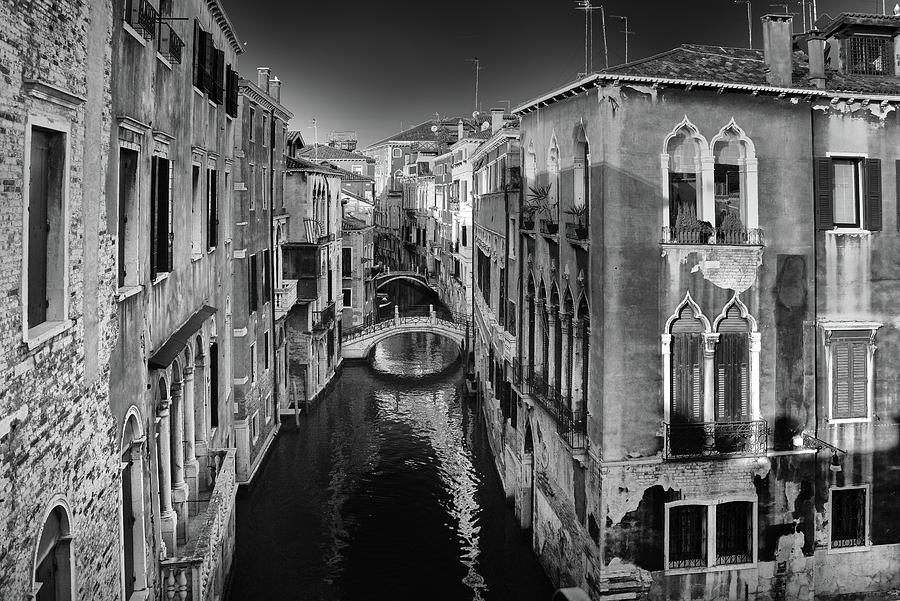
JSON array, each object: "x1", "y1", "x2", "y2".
[
  {"x1": 846, "y1": 35, "x2": 894, "y2": 76},
  {"x1": 715, "y1": 502, "x2": 753, "y2": 565},
  {"x1": 831, "y1": 487, "x2": 866, "y2": 549},
  {"x1": 669, "y1": 505, "x2": 706, "y2": 568}
]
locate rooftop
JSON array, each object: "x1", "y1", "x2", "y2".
[
  {"x1": 285, "y1": 156, "x2": 342, "y2": 175},
  {"x1": 296, "y1": 144, "x2": 372, "y2": 162},
  {"x1": 342, "y1": 215, "x2": 370, "y2": 230},
  {"x1": 322, "y1": 161, "x2": 374, "y2": 183},
  {"x1": 366, "y1": 118, "x2": 481, "y2": 149}
]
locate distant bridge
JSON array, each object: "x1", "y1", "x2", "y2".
[
  {"x1": 341, "y1": 307, "x2": 470, "y2": 360},
  {"x1": 374, "y1": 270, "x2": 436, "y2": 290}
]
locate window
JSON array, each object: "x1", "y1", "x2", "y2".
[
  {"x1": 250, "y1": 342, "x2": 257, "y2": 383},
  {"x1": 150, "y1": 156, "x2": 173, "y2": 279},
  {"x1": 262, "y1": 115, "x2": 268, "y2": 147},
  {"x1": 461, "y1": 225, "x2": 467, "y2": 247},
  {"x1": 265, "y1": 393, "x2": 272, "y2": 423},
  {"x1": 846, "y1": 35, "x2": 894, "y2": 76},
  {"x1": 250, "y1": 411, "x2": 259, "y2": 443},
  {"x1": 249, "y1": 254, "x2": 259, "y2": 314},
  {"x1": 262, "y1": 166, "x2": 268, "y2": 209},
  {"x1": 343, "y1": 288, "x2": 352, "y2": 308},
  {"x1": 392, "y1": 147, "x2": 401, "y2": 158},
  {"x1": 249, "y1": 164, "x2": 256, "y2": 211},
  {"x1": 207, "y1": 167, "x2": 218, "y2": 250},
  {"x1": 342, "y1": 247, "x2": 352, "y2": 274},
  {"x1": 828, "y1": 329, "x2": 873, "y2": 421},
  {"x1": 262, "y1": 249, "x2": 271, "y2": 303},
  {"x1": 830, "y1": 486, "x2": 867, "y2": 549},
  {"x1": 249, "y1": 106, "x2": 256, "y2": 142},
  {"x1": 117, "y1": 147, "x2": 139, "y2": 288},
  {"x1": 26, "y1": 126, "x2": 67, "y2": 333},
  {"x1": 666, "y1": 499, "x2": 756, "y2": 571},
  {"x1": 209, "y1": 341, "x2": 219, "y2": 428},
  {"x1": 264, "y1": 331, "x2": 270, "y2": 371},
  {"x1": 34, "y1": 504, "x2": 73, "y2": 601},
  {"x1": 353, "y1": 165, "x2": 363, "y2": 175},
  {"x1": 191, "y1": 165, "x2": 202, "y2": 256},
  {"x1": 815, "y1": 157, "x2": 881, "y2": 230}
]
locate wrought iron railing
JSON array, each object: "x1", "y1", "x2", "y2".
[
  {"x1": 126, "y1": 0, "x2": 158, "y2": 40},
  {"x1": 660, "y1": 226, "x2": 764, "y2": 246},
  {"x1": 558, "y1": 405, "x2": 587, "y2": 449},
  {"x1": 312, "y1": 302, "x2": 335, "y2": 331},
  {"x1": 157, "y1": 21, "x2": 184, "y2": 63},
  {"x1": 664, "y1": 420, "x2": 767, "y2": 459}
]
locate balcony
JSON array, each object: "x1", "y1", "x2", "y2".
[
  {"x1": 274, "y1": 279, "x2": 298, "y2": 320},
  {"x1": 565, "y1": 221, "x2": 588, "y2": 243},
  {"x1": 157, "y1": 22, "x2": 185, "y2": 64},
  {"x1": 664, "y1": 420, "x2": 767, "y2": 460},
  {"x1": 161, "y1": 449, "x2": 236, "y2": 601},
  {"x1": 125, "y1": 0, "x2": 158, "y2": 40},
  {"x1": 313, "y1": 302, "x2": 336, "y2": 332},
  {"x1": 520, "y1": 365, "x2": 588, "y2": 450},
  {"x1": 660, "y1": 225, "x2": 764, "y2": 246}
]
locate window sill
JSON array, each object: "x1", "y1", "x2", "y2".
[
  {"x1": 191, "y1": 252, "x2": 203, "y2": 263},
  {"x1": 826, "y1": 228, "x2": 871, "y2": 236},
  {"x1": 828, "y1": 417, "x2": 871, "y2": 425},
  {"x1": 665, "y1": 561, "x2": 756, "y2": 576},
  {"x1": 122, "y1": 22, "x2": 147, "y2": 46},
  {"x1": 207, "y1": 247, "x2": 217, "y2": 255},
  {"x1": 155, "y1": 52, "x2": 172, "y2": 70},
  {"x1": 24, "y1": 319, "x2": 74, "y2": 350},
  {"x1": 116, "y1": 285, "x2": 143, "y2": 302},
  {"x1": 152, "y1": 272, "x2": 170, "y2": 286},
  {"x1": 827, "y1": 543, "x2": 871, "y2": 554}
]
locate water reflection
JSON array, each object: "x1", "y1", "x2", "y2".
[{"x1": 229, "y1": 333, "x2": 551, "y2": 601}]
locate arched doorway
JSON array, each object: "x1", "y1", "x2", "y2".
[
  {"x1": 33, "y1": 502, "x2": 73, "y2": 601},
  {"x1": 120, "y1": 409, "x2": 147, "y2": 598}
]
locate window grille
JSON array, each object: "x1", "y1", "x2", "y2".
[
  {"x1": 715, "y1": 502, "x2": 753, "y2": 565},
  {"x1": 832, "y1": 488, "x2": 866, "y2": 548},
  {"x1": 847, "y1": 35, "x2": 894, "y2": 76},
  {"x1": 669, "y1": 505, "x2": 706, "y2": 568}
]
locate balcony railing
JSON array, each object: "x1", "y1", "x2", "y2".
[
  {"x1": 126, "y1": 0, "x2": 158, "y2": 40},
  {"x1": 558, "y1": 405, "x2": 587, "y2": 450},
  {"x1": 274, "y1": 279, "x2": 298, "y2": 319},
  {"x1": 160, "y1": 449, "x2": 236, "y2": 601},
  {"x1": 157, "y1": 21, "x2": 185, "y2": 64},
  {"x1": 521, "y1": 365, "x2": 587, "y2": 450},
  {"x1": 664, "y1": 420, "x2": 767, "y2": 459},
  {"x1": 313, "y1": 302, "x2": 335, "y2": 331},
  {"x1": 660, "y1": 226, "x2": 764, "y2": 246}
]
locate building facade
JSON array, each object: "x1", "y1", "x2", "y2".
[
  {"x1": 0, "y1": 0, "x2": 120, "y2": 599},
  {"x1": 232, "y1": 68, "x2": 292, "y2": 484},
  {"x1": 341, "y1": 215, "x2": 375, "y2": 328},
  {"x1": 107, "y1": 0, "x2": 242, "y2": 598},
  {"x1": 488, "y1": 12, "x2": 900, "y2": 601}
]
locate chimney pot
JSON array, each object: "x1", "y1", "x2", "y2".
[
  {"x1": 762, "y1": 14, "x2": 794, "y2": 87},
  {"x1": 457, "y1": 120, "x2": 464, "y2": 141},
  {"x1": 257, "y1": 67, "x2": 271, "y2": 94},
  {"x1": 807, "y1": 30, "x2": 827, "y2": 89},
  {"x1": 490, "y1": 108, "x2": 504, "y2": 135},
  {"x1": 270, "y1": 76, "x2": 282, "y2": 102}
]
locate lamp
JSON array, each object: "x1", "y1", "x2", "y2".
[
  {"x1": 830, "y1": 452, "x2": 843, "y2": 473},
  {"x1": 792, "y1": 432, "x2": 805, "y2": 449}
]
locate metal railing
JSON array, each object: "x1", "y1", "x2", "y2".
[
  {"x1": 312, "y1": 302, "x2": 335, "y2": 331},
  {"x1": 664, "y1": 420, "x2": 767, "y2": 459},
  {"x1": 126, "y1": 0, "x2": 158, "y2": 40},
  {"x1": 660, "y1": 226, "x2": 764, "y2": 246},
  {"x1": 341, "y1": 307, "x2": 469, "y2": 343},
  {"x1": 521, "y1": 365, "x2": 587, "y2": 450},
  {"x1": 274, "y1": 279, "x2": 297, "y2": 319},
  {"x1": 558, "y1": 405, "x2": 587, "y2": 450},
  {"x1": 157, "y1": 21, "x2": 184, "y2": 64}
]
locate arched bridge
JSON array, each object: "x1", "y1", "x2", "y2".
[
  {"x1": 341, "y1": 307, "x2": 470, "y2": 360},
  {"x1": 374, "y1": 270, "x2": 435, "y2": 290}
]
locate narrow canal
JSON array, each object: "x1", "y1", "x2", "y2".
[{"x1": 228, "y1": 332, "x2": 553, "y2": 601}]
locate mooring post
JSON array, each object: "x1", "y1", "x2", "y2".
[
  {"x1": 394, "y1": 304, "x2": 400, "y2": 325},
  {"x1": 429, "y1": 304, "x2": 435, "y2": 324}
]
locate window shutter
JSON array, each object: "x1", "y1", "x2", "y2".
[
  {"x1": 833, "y1": 341, "x2": 852, "y2": 418},
  {"x1": 150, "y1": 157, "x2": 158, "y2": 280},
  {"x1": 155, "y1": 158, "x2": 172, "y2": 273},
  {"x1": 203, "y1": 31, "x2": 214, "y2": 94},
  {"x1": 213, "y1": 49, "x2": 225, "y2": 104},
  {"x1": 850, "y1": 340, "x2": 868, "y2": 418},
  {"x1": 715, "y1": 333, "x2": 749, "y2": 421},
  {"x1": 896, "y1": 160, "x2": 900, "y2": 231},
  {"x1": 193, "y1": 20, "x2": 202, "y2": 89},
  {"x1": 865, "y1": 159, "x2": 882, "y2": 231},
  {"x1": 672, "y1": 333, "x2": 703, "y2": 422},
  {"x1": 815, "y1": 157, "x2": 834, "y2": 230}
]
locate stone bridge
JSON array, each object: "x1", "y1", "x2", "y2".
[
  {"x1": 374, "y1": 270, "x2": 435, "y2": 290},
  {"x1": 341, "y1": 307, "x2": 469, "y2": 360}
]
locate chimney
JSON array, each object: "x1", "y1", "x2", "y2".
[
  {"x1": 257, "y1": 67, "x2": 271, "y2": 94},
  {"x1": 269, "y1": 76, "x2": 282, "y2": 102},
  {"x1": 762, "y1": 15, "x2": 794, "y2": 86},
  {"x1": 457, "y1": 119, "x2": 464, "y2": 141},
  {"x1": 490, "y1": 108, "x2": 504, "y2": 134},
  {"x1": 807, "y1": 30, "x2": 826, "y2": 89}
]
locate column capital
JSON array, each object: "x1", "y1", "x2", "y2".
[
  {"x1": 183, "y1": 366, "x2": 195, "y2": 379},
  {"x1": 157, "y1": 399, "x2": 171, "y2": 417},
  {"x1": 701, "y1": 332, "x2": 719, "y2": 356},
  {"x1": 170, "y1": 381, "x2": 183, "y2": 399}
]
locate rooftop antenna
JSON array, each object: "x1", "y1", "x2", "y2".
[
  {"x1": 496, "y1": 100, "x2": 511, "y2": 112},
  {"x1": 609, "y1": 14, "x2": 633, "y2": 64},
  {"x1": 466, "y1": 57, "x2": 481, "y2": 113},
  {"x1": 575, "y1": 1, "x2": 607, "y2": 72},
  {"x1": 734, "y1": 0, "x2": 753, "y2": 48},
  {"x1": 308, "y1": 117, "x2": 318, "y2": 160},
  {"x1": 795, "y1": 0, "x2": 806, "y2": 30}
]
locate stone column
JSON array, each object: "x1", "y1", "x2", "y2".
[
  {"x1": 547, "y1": 305, "x2": 559, "y2": 391},
  {"x1": 572, "y1": 319, "x2": 586, "y2": 413},
  {"x1": 193, "y1": 358, "x2": 208, "y2": 458},
  {"x1": 157, "y1": 400, "x2": 177, "y2": 555},
  {"x1": 182, "y1": 367, "x2": 199, "y2": 505},
  {"x1": 533, "y1": 299, "x2": 545, "y2": 376},
  {"x1": 170, "y1": 382, "x2": 188, "y2": 543},
  {"x1": 559, "y1": 313, "x2": 572, "y2": 405},
  {"x1": 128, "y1": 439, "x2": 149, "y2": 591}
]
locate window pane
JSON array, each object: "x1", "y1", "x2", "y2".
[
  {"x1": 832, "y1": 160, "x2": 858, "y2": 226},
  {"x1": 669, "y1": 505, "x2": 706, "y2": 568}
]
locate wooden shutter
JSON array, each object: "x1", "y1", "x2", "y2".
[
  {"x1": 895, "y1": 160, "x2": 900, "y2": 231},
  {"x1": 213, "y1": 49, "x2": 225, "y2": 104},
  {"x1": 865, "y1": 159, "x2": 882, "y2": 231},
  {"x1": 28, "y1": 130, "x2": 50, "y2": 327},
  {"x1": 716, "y1": 333, "x2": 749, "y2": 421},
  {"x1": 150, "y1": 157, "x2": 158, "y2": 280},
  {"x1": 203, "y1": 31, "x2": 214, "y2": 94},
  {"x1": 207, "y1": 169, "x2": 217, "y2": 248},
  {"x1": 850, "y1": 340, "x2": 867, "y2": 417},
  {"x1": 815, "y1": 157, "x2": 834, "y2": 230},
  {"x1": 209, "y1": 342, "x2": 219, "y2": 428},
  {"x1": 153, "y1": 158, "x2": 171, "y2": 273},
  {"x1": 832, "y1": 334, "x2": 868, "y2": 419},
  {"x1": 672, "y1": 333, "x2": 703, "y2": 422}
]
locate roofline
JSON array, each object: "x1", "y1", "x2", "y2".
[
  {"x1": 470, "y1": 128, "x2": 520, "y2": 163},
  {"x1": 208, "y1": 0, "x2": 243, "y2": 55},
  {"x1": 513, "y1": 72, "x2": 900, "y2": 115},
  {"x1": 238, "y1": 79, "x2": 293, "y2": 122}
]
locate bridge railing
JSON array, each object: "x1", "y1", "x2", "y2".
[{"x1": 340, "y1": 305, "x2": 470, "y2": 343}]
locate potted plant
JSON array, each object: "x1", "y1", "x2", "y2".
[
  {"x1": 564, "y1": 205, "x2": 589, "y2": 239},
  {"x1": 528, "y1": 184, "x2": 558, "y2": 234}
]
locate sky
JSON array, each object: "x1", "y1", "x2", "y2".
[{"x1": 220, "y1": 0, "x2": 886, "y2": 148}]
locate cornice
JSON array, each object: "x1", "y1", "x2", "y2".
[
  {"x1": 238, "y1": 80, "x2": 293, "y2": 122},
  {"x1": 207, "y1": 0, "x2": 243, "y2": 55}
]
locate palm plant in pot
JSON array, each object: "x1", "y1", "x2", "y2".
[
  {"x1": 564, "y1": 204, "x2": 589, "y2": 240},
  {"x1": 527, "y1": 184, "x2": 558, "y2": 234}
]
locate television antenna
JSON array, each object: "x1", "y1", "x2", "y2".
[
  {"x1": 575, "y1": 1, "x2": 609, "y2": 73},
  {"x1": 734, "y1": 0, "x2": 753, "y2": 48},
  {"x1": 466, "y1": 58, "x2": 482, "y2": 113},
  {"x1": 609, "y1": 14, "x2": 633, "y2": 64},
  {"x1": 308, "y1": 118, "x2": 318, "y2": 160}
]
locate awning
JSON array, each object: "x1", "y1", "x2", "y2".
[{"x1": 148, "y1": 305, "x2": 217, "y2": 369}]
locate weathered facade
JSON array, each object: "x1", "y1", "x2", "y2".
[
  {"x1": 232, "y1": 68, "x2": 292, "y2": 484},
  {"x1": 280, "y1": 157, "x2": 343, "y2": 414},
  {"x1": 107, "y1": 0, "x2": 242, "y2": 597},
  {"x1": 341, "y1": 215, "x2": 375, "y2": 328},
  {"x1": 0, "y1": 0, "x2": 120, "y2": 599},
  {"x1": 491, "y1": 12, "x2": 900, "y2": 601}
]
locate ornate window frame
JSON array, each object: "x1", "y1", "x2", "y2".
[
  {"x1": 664, "y1": 495, "x2": 758, "y2": 574},
  {"x1": 820, "y1": 321, "x2": 880, "y2": 424},
  {"x1": 712, "y1": 294, "x2": 761, "y2": 420},
  {"x1": 662, "y1": 291, "x2": 713, "y2": 424},
  {"x1": 710, "y1": 118, "x2": 759, "y2": 230},
  {"x1": 661, "y1": 116, "x2": 711, "y2": 227}
]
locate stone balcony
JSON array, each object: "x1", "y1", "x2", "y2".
[
  {"x1": 274, "y1": 279, "x2": 298, "y2": 320},
  {"x1": 161, "y1": 449, "x2": 237, "y2": 601}
]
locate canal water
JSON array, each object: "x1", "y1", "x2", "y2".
[{"x1": 228, "y1": 332, "x2": 553, "y2": 601}]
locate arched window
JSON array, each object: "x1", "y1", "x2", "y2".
[
  {"x1": 711, "y1": 119, "x2": 758, "y2": 238},
  {"x1": 538, "y1": 280, "x2": 549, "y2": 384},
  {"x1": 34, "y1": 503, "x2": 73, "y2": 601},
  {"x1": 662, "y1": 118, "x2": 709, "y2": 240},
  {"x1": 548, "y1": 138, "x2": 560, "y2": 221},
  {"x1": 664, "y1": 293, "x2": 711, "y2": 424},
  {"x1": 524, "y1": 141, "x2": 536, "y2": 188},
  {"x1": 564, "y1": 289, "x2": 575, "y2": 402},
  {"x1": 577, "y1": 294, "x2": 590, "y2": 413},
  {"x1": 713, "y1": 295, "x2": 760, "y2": 422},
  {"x1": 120, "y1": 409, "x2": 147, "y2": 598},
  {"x1": 574, "y1": 128, "x2": 590, "y2": 213},
  {"x1": 550, "y1": 284, "x2": 562, "y2": 390},
  {"x1": 526, "y1": 276, "x2": 536, "y2": 369}
]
